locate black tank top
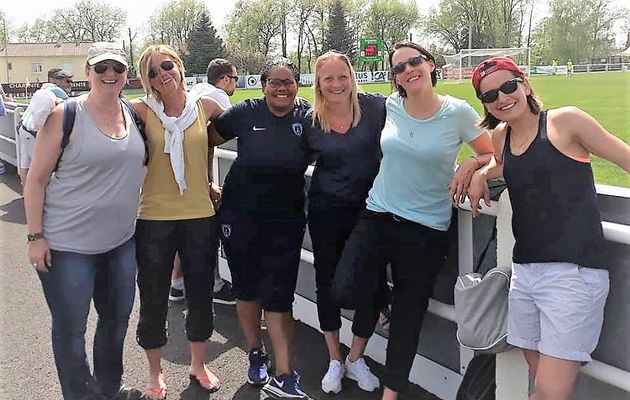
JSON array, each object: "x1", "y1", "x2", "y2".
[{"x1": 502, "y1": 111, "x2": 606, "y2": 268}]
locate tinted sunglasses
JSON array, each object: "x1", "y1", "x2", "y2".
[
  {"x1": 93, "y1": 61, "x2": 127, "y2": 74},
  {"x1": 148, "y1": 60, "x2": 175, "y2": 79},
  {"x1": 478, "y1": 77, "x2": 523, "y2": 103},
  {"x1": 391, "y1": 54, "x2": 428, "y2": 75},
  {"x1": 265, "y1": 78, "x2": 297, "y2": 88}
]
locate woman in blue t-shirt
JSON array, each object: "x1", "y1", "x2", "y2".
[
  {"x1": 305, "y1": 51, "x2": 387, "y2": 395},
  {"x1": 336, "y1": 41, "x2": 493, "y2": 400}
]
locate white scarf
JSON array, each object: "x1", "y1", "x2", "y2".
[{"x1": 141, "y1": 93, "x2": 202, "y2": 194}]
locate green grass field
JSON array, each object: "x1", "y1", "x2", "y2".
[{"x1": 130, "y1": 72, "x2": 630, "y2": 187}]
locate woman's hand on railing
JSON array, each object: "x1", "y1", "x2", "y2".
[
  {"x1": 449, "y1": 157, "x2": 480, "y2": 205},
  {"x1": 28, "y1": 238, "x2": 52, "y2": 273},
  {"x1": 467, "y1": 171, "x2": 491, "y2": 218}
]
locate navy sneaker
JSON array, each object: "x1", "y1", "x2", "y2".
[
  {"x1": 263, "y1": 371, "x2": 307, "y2": 399},
  {"x1": 247, "y1": 348, "x2": 270, "y2": 386}
]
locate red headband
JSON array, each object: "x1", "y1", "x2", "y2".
[{"x1": 472, "y1": 57, "x2": 523, "y2": 93}]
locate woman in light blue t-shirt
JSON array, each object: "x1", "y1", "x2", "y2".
[{"x1": 336, "y1": 41, "x2": 493, "y2": 400}]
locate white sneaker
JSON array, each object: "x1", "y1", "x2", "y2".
[
  {"x1": 321, "y1": 359, "x2": 344, "y2": 394},
  {"x1": 345, "y1": 356, "x2": 380, "y2": 392}
]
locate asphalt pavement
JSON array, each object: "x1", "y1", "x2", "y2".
[{"x1": 0, "y1": 164, "x2": 439, "y2": 400}]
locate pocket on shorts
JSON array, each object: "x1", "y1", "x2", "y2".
[{"x1": 577, "y1": 267, "x2": 610, "y2": 302}]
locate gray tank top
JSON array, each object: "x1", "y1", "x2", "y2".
[{"x1": 44, "y1": 95, "x2": 147, "y2": 254}]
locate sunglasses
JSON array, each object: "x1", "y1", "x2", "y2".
[
  {"x1": 226, "y1": 75, "x2": 239, "y2": 81},
  {"x1": 391, "y1": 54, "x2": 428, "y2": 75},
  {"x1": 478, "y1": 77, "x2": 524, "y2": 103},
  {"x1": 265, "y1": 78, "x2": 297, "y2": 88},
  {"x1": 148, "y1": 60, "x2": 176, "y2": 79},
  {"x1": 93, "y1": 61, "x2": 127, "y2": 75}
]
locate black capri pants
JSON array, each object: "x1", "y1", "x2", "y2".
[
  {"x1": 219, "y1": 209, "x2": 306, "y2": 313},
  {"x1": 135, "y1": 217, "x2": 217, "y2": 349},
  {"x1": 337, "y1": 209, "x2": 449, "y2": 393},
  {"x1": 308, "y1": 207, "x2": 386, "y2": 338}
]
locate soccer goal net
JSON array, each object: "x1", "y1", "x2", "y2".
[{"x1": 442, "y1": 47, "x2": 530, "y2": 82}]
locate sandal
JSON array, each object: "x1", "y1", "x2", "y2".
[
  {"x1": 144, "y1": 385, "x2": 166, "y2": 400},
  {"x1": 189, "y1": 370, "x2": 221, "y2": 392},
  {"x1": 145, "y1": 372, "x2": 167, "y2": 400}
]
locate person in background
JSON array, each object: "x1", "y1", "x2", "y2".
[
  {"x1": 335, "y1": 41, "x2": 493, "y2": 400},
  {"x1": 305, "y1": 51, "x2": 387, "y2": 395},
  {"x1": 132, "y1": 44, "x2": 225, "y2": 400},
  {"x1": 168, "y1": 58, "x2": 239, "y2": 306},
  {"x1": 468, "y1": 56, "x2": 630, "y2": 400},
  {"x1": 42, "y1": 68, "x2": 72, "y2": 99},
  {"x1": 24, "y1": 42, "x2": 146, "y2": 400},
  {"x1": 208, "y1": 58, "x2": 311, "y2": 399},
  {"x1": 17, "y1": 70, "x2": 74, "y2": 185}
]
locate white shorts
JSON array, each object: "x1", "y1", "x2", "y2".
[
  {"x1": 507, "y1": 262, "x2": 609, "y2": 362},
  {"x1": 18, "y1": 127, "x2": 36, "y2": 169}
]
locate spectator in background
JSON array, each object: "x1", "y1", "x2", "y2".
[
  {"x1": 42, "y1": 68, "x2": 72, "y2": 99},
  {"x1": 168, "y1": 58, "x2": 239, "y2": 306},
  {"x1": 17, "y1": 70, "x2": 74, "y2": 185}
]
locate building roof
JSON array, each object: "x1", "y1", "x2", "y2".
[{"x1": 1, "y1": 42, "x2": 93, "y2": 57}]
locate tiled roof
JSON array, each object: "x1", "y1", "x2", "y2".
[{"x1": 1, "y1": 42, "x2": 93, "y2": 57}]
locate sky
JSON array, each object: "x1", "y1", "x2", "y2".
[{"x1": 1, "y1": 0, "x2": 627, "y2": 48}]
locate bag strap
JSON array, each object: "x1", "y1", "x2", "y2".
[
  {"x1": 120, "y1": 97, "x2": 149, "y2": 165},
  {"x1": 474, "y1": 223, "x2": 497, "y2": 273},
  {"x1": 53, "y1": 98, "x2": 77, "y2": 172}
]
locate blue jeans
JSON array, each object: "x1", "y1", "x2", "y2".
[{"x1": 38, "y1": 238, "x2": 137, "y2": 400}]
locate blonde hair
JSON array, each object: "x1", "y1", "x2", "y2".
[
  {"x1": 137, "y1": 44, "x2": 186, "y2": 101},
  {"x1": 312, "y1": 51, "x2": 363, "y2": 133}
]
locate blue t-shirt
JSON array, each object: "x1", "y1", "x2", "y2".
[
  {"x1": 366, "y1": 94, "x2": 483, "y2": 231},
  {"x1": 306, "y1": 93, "x2": 386, "y2": 212},
  {"x1": 214, "y1": 98, "x2": 311, "y2": 215}
]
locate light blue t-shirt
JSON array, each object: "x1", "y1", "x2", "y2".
[{"x1": 366, "y1": 93, "x2": 483, "y2": 231}]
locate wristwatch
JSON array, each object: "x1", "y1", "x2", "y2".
[{"x1": 27, "y1": 232, "x2": 45, "y2": 242}]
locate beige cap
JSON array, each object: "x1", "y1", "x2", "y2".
[{"x1": 86, "y1": 42, "x2": 128, "y2": 67}]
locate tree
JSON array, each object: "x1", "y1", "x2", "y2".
[
  {"x1": 225, "y1": 0, "x2": 282, "y2": 57},
  {"x1": 183, "y1": 11, "x2": 226, "y2": 75},
  {"x1": 47, "y1": 0, "x2": 126, "y2": 42},
  {"x1": 531, "y1": 0, "x2": 622, "y2": 63},
  {"x1": 324, "y1": 0, "x2": 356, "y2": 58},
  {"x1": 147, "y1": 0, "x2": 208, "y2": 54},
  {"x1": 226, "y1": 42, "x2": 267, "y2": 74},
  {"x1": 424, "y1": 0, "x2": 529, "y2": 52},
  {"x1": 364, "y1": 0, "x2": 419, "y2": 68},
  {"x1": 290, "y1": 0, "x2": 318, "y2": 71}
]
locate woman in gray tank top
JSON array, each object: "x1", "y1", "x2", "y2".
[{"x1": 23, "y1": 42, "x2": 146, "y2": 400}]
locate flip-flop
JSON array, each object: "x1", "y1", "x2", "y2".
[
  {"x1": 144, "y1": 382, "x2": 167, "y2": 400},
  {"x1": 189, "y1": 371, "x2": 221, "y2": 392}
]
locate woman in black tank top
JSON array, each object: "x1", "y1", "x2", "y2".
[{"x1": 466, "y1": 57, "x2": 630, "y2": 399}]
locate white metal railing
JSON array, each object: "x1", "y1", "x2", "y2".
[{"x1": 214, "y1": 146, "x2": 630, "y2": 398}]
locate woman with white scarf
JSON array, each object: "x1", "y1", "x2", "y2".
[{"x1": 132, "y1": 45, "x2": 225, "y2": 400}]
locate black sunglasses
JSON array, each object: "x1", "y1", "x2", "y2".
[
  {"x1": 478, "y1": 77, "x2": 524, "y2": 103},
  {"x1": 148, "y1": 60, "x2": 175, "y2": 79},
  {"x1": 265, "y1": 78, "x2": 297, "y2": 88},
  {"x1": 226, "y1": 75, "x2": 238, "y2": 81},
  {"x1": 93, "y1": 61, "x2": 127, "y2": 75},
  {"x1": 391, "y1": 54, "x2": 428, "y2": 75}
]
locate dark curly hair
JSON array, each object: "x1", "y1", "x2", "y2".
[{"x1": 260, "y1": 57, "x2": 300, "y2": 84}]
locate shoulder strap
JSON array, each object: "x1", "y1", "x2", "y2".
[
  {"x1": 120, "y1": 97, "x2": 149, "y2": 165},
  {"x1": 53, "y1": 99, "x2": 77, "y2": 172}
]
